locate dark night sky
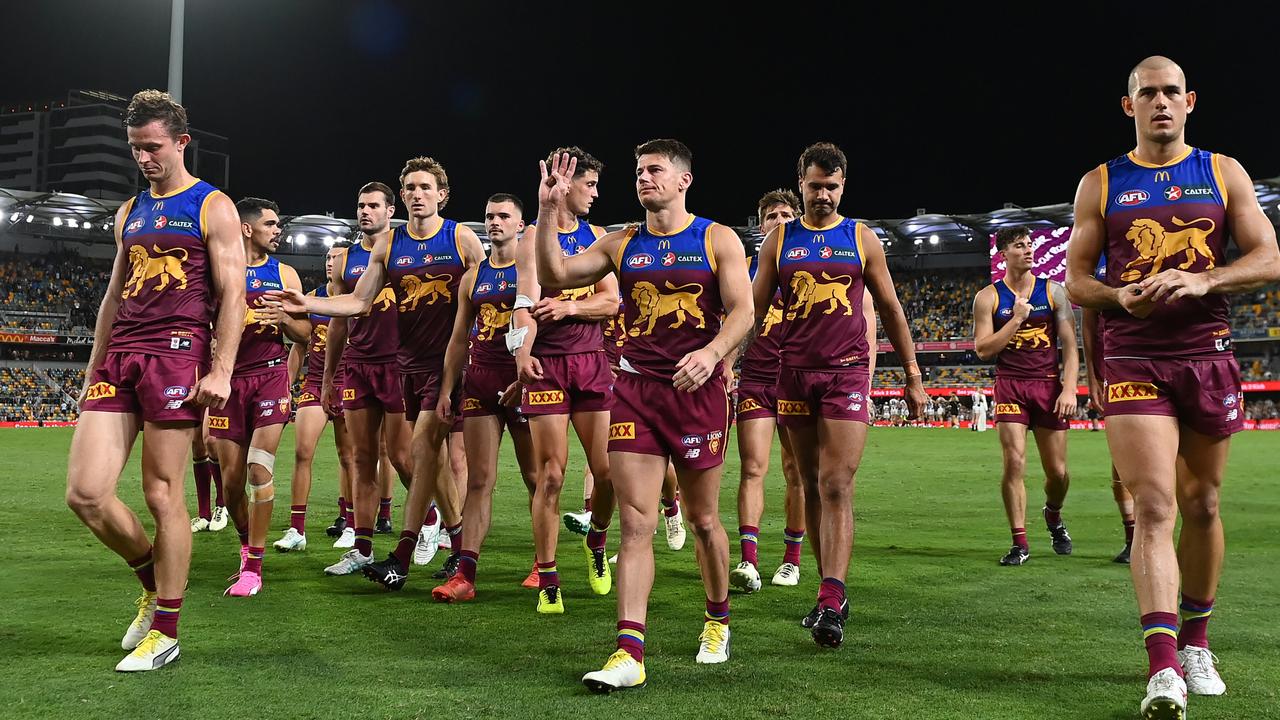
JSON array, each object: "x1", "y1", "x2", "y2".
[{"x1": 5, "y1": 1, "x2": 1278, "y2": 226}]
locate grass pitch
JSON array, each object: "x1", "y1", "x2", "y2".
[{"x1": 2, "y1": 427, "x2": 1277, "y2": 719}]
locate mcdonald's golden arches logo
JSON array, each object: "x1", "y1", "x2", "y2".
[
  {"x1": 658, "y1": 239, "x2": 671, "y2": 250},
  {"x1": 1153, "y1": 170, "x2": 1171, "y2": 183}
]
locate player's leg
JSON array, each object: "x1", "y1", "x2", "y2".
[
  {"x1": 509, "y1": 422, "x2": 540, "y2": 587},
  {"x1": 364, "y1": 410, "x2": 445, "y2": 587},
  {"x1": 432, "y1": 415, "x2": 501, "y2": 602},
  {"x1": 996, "y1": 422, "x2": 1030, "y2": 564},
  {"x1": 732, "y1": 416, "x2": 774, "y2": 592},
  {"x1": 1111, "y1": 464, "x2": 1135, "y2": 563},
  {"x1": 808, "y1": 416, "x2": 868, "y2": 648},
  {"x1": 528, "y1": 413, "x2": 572, "y2": 610},
  {"x1": 329, "y1": 416, "x2": 356, "y2": 543},
  {"x1": 1173, "y1": 427, "x2": 1229, "y2": 695},
  {"x1": 375, "y1": 428, "x2": 395, "y2": 534},
  {"x1": 206, "y1": 417, "x2": 228, "y2": 530},
  {"x1": 660, "y1": 460, "x2": 685, "y2": 551},
  {"x1": 190, "y1": 426, "x2": 214, "y2": 530},
  {"x1": 214, "y1": 437, "x2": 251, "y2": 570},
  {"x1": 676, "y1": 462, "x2": 732, "y2": 663},
  {"x1": 1031, "y1": 426, "x2": 1072, "y2": 555},
  {"x1": 774, "y1": 428, "x2": 805, "y2": 586},
  {"x1": 448, "y1": 430, "x2": 467, "y2": 511},
  {"x1": 572, "y1": 409, "x2": 613, "y2": 596},
  {"x1": 325, "y1": 406, "x2": 382, "y2": 575},
  {"x1": 227, "y1": 421, "x2": 286, "y2": 596},
  {"x1": 278, "y1": 405, "x2": 326, "y2": 551}
]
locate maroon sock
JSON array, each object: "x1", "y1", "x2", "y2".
[
  {"x1": 817, "y1": 577, "x2": 846, "y2": 613},
  {"x1": 1123, "y1": 518, "x2": 1135, "y2": 544},
  {"x1": 244, "y1": 546, "x2": 264, "y2": 575},
  {"x1": 378, "y1": 497, "x2": 392, "y2": 520},
  {"x1": 151, "y1": 597, "x2": 182, "y2": 639},
  {"x1": 783, "y1": 527, "x2": 805, "y2": 565},
  {"x1": 391, "y1": 530, "x2": 417, "y2": 567},
  {"x1": 459, "y1": 550, "x2": 479, "y2": 582},
  {"x1": 193, "y1": 458, "x2": 212, "y2": 519},
  {"x1": 445, "y1": 523, "x2": 462, "y2": 553},
  {"x1": 705, "y1": 596, "x2": 730, "y2": 625},
  {"x1": 586, "y1": 521, "x2": 608, "y2": 551},
  {"x1": 128, "y1": 549, "x2": 157, "y2": 592},
  {"x1": 661, "y1": 493, "x2": 680, "y2": 518},
  {"x1": 1011, "y1": 528, "x2": 1028, "y2": 550},
  {"x1": 738, "y1": 525, "x2": 759, "y2": 566},
  {"x1": 425, "y1": 503, "x2": 439, "y2": 526},
  {"x1": 617, "y1": 620, "x2": 645, "y2": 663},
  {"x1": 537, "y1": 560, "x2": 558, "y2": 589},
  {"x1": 345, "y1": 504, "x2": 355, "y2": 529},
  {"x1": 211, "y1": 459, "x2": 225, "y2": 506},
  {"x1": 1044, "y1": 503, "x2": 1062, "y2": 527},
  {"x1": 237, "y1": 529, "x2": 250, "y2": 547},
  {"x1": 290, "y1": 505, "x2": 307, "y2": 534},
  {"x1": 354, "y1": 527, "x2": 374, "y2": 557},
  {"x1": 1141, "y1": 612, "x2": 1182, "y2": 678},
  {"x1": 1178, "y1": 595, "x2": 1214, "y2": 650}
]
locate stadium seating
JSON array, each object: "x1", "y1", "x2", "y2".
[{"x1": 0, "y1": 367, "x2": 77, "y2": 422}]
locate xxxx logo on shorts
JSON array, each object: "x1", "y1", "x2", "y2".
[
  {"x1": 737, "y1": 398, "x2": 763, "y2": 413},
  {"x1": 298, "y1": 392, "x2": 317, "y2": 403},
  {"x1": 462, "y1": 398, "x2": 481, "y2": 412},
  {"x1": 1107, "y1": 382, "x2": 1158, "y2": 402},
  {"x1": 528, "y1": 390, "x2": 565, "y2": 406},
  {"x1": 209, "y1": 416, "x2": 230, "y2": 430},
  {"x1": 85, "y1": 382, "x2": 117, "y2": 401},
  {"x1": 777, "y1": 399, "x2": 810, "y2": 415},
  {"x1": 342, "y1": 388, "x2": 356, "y2": 401},
  {"x1": 609, "y1": 422, "x2": 636, "y2": 440},
  {"x1": 995, "y1": 403, "x2": 1022, "y2": 415}
]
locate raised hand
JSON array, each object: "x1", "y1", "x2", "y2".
[{"x1": 538, "y1": 152, "x2": 577, "y2": 209}]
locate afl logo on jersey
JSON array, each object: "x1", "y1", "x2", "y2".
[
  {"x1": 627, "y1": 253, "x2": 654, "y2": 269},
  {"x1": 126, "y1": 219, "x2": 145, "y2": 234},
  {"x1": 476, "y1": 283, "x2": 492, "y2": 294},
  {"x1": 351, "y1": 265, "x2": 366, "y2": 275},
  {"x1": 395, "y1": 256, "x2": 414, "y2": 266},
  {"x1": 1115, "y1": 190, "x2": 1150, "y2": 207},
  {"x1": 786, "y1": 247, "x2": 810, "y2": 260}
]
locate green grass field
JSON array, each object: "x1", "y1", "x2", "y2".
[{"x1": 2, "y1": 427, "x2": 1277, "y2": 719}]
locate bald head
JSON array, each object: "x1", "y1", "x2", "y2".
[{"x1": 1128, "y1": 56, "x2": 1186, "y2": 96}]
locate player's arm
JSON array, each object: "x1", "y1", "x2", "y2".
[
  {"x1": 1065, "y1": 167, "x2": 1150, "y2": 316},
  {"x1": 860, "y1": 224, "x2": 927, "y2": 417},
  {"x1": 1081, "y1": 308, "x2": 1105, "y2": 411},
  {"x1": 320, "y1": 263, "x2": 350, "y2": 414},
  {"x1": 1050, "y1": 281, "x2": 1079, "y2": 419},
  {"x1": 266, "y1": 238, "x2": 387, "y2": 317},
  {"x1": 193, "y1": 193, "x2": 247, "y2": 409},
  {"x1": 438, "y1": 265, "x2": 478, "y2": 422},
  {"x1": 536, "y1": 272, "x2": 621, "y2": 324},
  {"x1": 972, "y1": 286, "x2": 1023, "y2": 360},
  {"x1": 751, "y1": 227, "x2": 782, "y2": 329},
  {"x1": 274, "y1": 263, "x2": 312, "y2": 344},
  {"x1": 77, "y1": 202, "x2": 134, "y2": 402},
  {"x1": 457, "y1": 223, "x2": 486, "y2": 269},
  {"x1": 287, "y1": 341, "x2": 304, "y2": 385},
  {"x1": 534, "y1": 154, "x2": 618, "y2": 289},
  {"x1": 673, "y1": 224, "x2": 753, "y2": 392},
  {"x1": 511, "y1": 224, "x2": 544, "y2": 381},
  {"x1": 863, "y1": 288, "x2": 878, "y2": 376},
  {"x1": 1143, "y1": 155, "x2": 1280, "y2": 302}
]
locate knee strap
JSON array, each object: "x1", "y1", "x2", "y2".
[{"x1": 246, "y1": 447, "x2": 276, "y2": 504}]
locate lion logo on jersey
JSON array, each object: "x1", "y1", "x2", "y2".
[
  {"x1": 123, "y1": 245, "x2": 188, "y2": 298},
  {"x1": 371, "y1": 286, "x2": 397, "y2": 313},
  {"x1": 243, "y1": 301, "x2": 280, "y2": 334},
  {"x1": 312, "y1": 322, "x2": 328, "y2": 351},
  {"x1": 557, "y1": 286, "x2": 594, "y2": 302},
  {"x1": 761, "y1": 302, "x2": 784, "y2": 336},
  {"x1": 1120, "y1": 216, "x2": 1217, "y2": 281},
  {"x1": 628, "y1": 281, "x2": 705, "y2": 336},
  {"x1": 476, "y1": 302, "x2": 512, "y2": 341},
  {"x1": 786, "y1": 270, "x2": 853, "y2": 320},
  {"x1": 1009, "y1": 325, "x2": 1051, "y2": 350},
  {"x1": 400, "y1": 273, "x2": 453, "y2": 310}
]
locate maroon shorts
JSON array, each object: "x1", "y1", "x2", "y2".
[
  {"x1": 776, "y1": 367, "x2": 872, "y2": 426},
  {"x1": 81, "y1": 351, "x2": 207, "y2": 423},
  {"x1": 609, "y1": 370, "x2": 731, "y2": 470},
  {"x1": 522, "y1": 351, "x2": 614, "y2": 416},
  {"x1": 1103, "y1": 356, "x2": 1243, "y2": 437},
  {"x1": 297, "y1": 379, "x2": 344, "y2": 420},
  {"x1": 402, "y1": 368, "x2": 460, "y2": 424},
  {"x1": 209, "y1": 369, "x2": 291, "y2": 443},
  {"x1": 993, "y1": 376, "x2": 1069, "y2": 431},
  {"x1": 342, "y1": 361, "x2": 405, "y2": 414},
  {"x1": 736, "y1": 381, "x2": 777, "y2": 421},
  {"x1": 462, "y1": 363, "x2": 527, "y2": 430}
]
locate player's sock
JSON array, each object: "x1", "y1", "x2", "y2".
[
  {"x1": 345, "y1": 502, "x2": 355, "y2": 529},
  {"x1": 1142, "y1": 612, "x2": 1182, "y2": 678},
  {"x1": 391, "y1": 530, "x2": 418, "y2": 568},
  {"x1": 817, "y1": 577, "x2": 846, "y2": 613},
  {"x1": 617, "y1": 620, "x2": 646, "y2": 663},
  {"x1": 1123, "y1": 518, "x2": 1135, "y2": 544},
  {"x1": 445, "y1": 523, "x2": 462, "y2": 553},
  {"x1": 378, "y1": 497, "x2": 392, "y2": 521},
  {"x1": 1011, "y1": 527, "x2": 1028, "y2": 550},
  {"x1": 738, "y1": 525, "x2": 759, "y2": 567},
  {"x1": 244, "y1": 546, "x2": 264, "y2": 575},
  {"x1": 211, "y1": 458, "x2": 225, "y2": 506},
  {"x1": 290, "y1": 505, "x2": 307, "y2": 534},
  {"x1": 127, "y1": 549, "x2": 157, "y2": 592},
  {"x1": 424, "y1": 503, "x2": 439, "y2": 526},
  {"x1": 1178, "y1": 595, "x2": 1213, "y2": 650},
  {"x1": 537, "y1": 560, "x2": 558, "y2": 589},
  {"x1": 193, "y1": 457, "x2": 213, "y2": 519},
  {"x1": 151, "y1": 597, "x2": 182, "y2": 639},
  {"x1": 661, "y1": 493, "x2": 680, "y2": 518},
  {"x1": 354, "y1": 527, "x2": 374, "y2": 557},
  {"x1": 459, "y1": 550, "x2": 479, "y2": 582},
  {"x1": 783, "y1": 527, "x2": 805, "y2": 565},
  {"x1": 705, "y1": 597, "x2": 730, "y2": 626},
  {"x1": 587, "y1": 522, "x2": 608, "y2": 551},
  {"x1": 1044, "y1": 503, "x2": 1063, "y2": 527}
]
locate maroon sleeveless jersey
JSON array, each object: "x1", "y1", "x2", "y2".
[
  {"x1": 776, "y1": 217, "x2": 869, "y2": 370},
  {"x1": 990, "y1": 275, "x2": 1059, "y2": 380},
  {"x1": 532, "y1": 220, "x2": 607, "y2": 356},
  {"x1": 109, "y1": 179, "x2": 222, "y2": 358},
  {"x1": 340, "y1": 238, "x2": 399, "y2": 364},
  {"x1": 467, "y1": 256, "x2": 518, "y2": 369},
  {"x1": 234, "y1": 255, "x2": 291, "y2": 376},
  {"x1": 387, "y1": 220, "x2": 466, "y2": 372},
  {"x1": 614, "y1": 216, "x2": 723, "y2": 381},
  {"x1": 304, "y1": 284, "x2": 343, "y2": 387},
  {"x1": 740, "y1": 253, "x2": 785, "y2": 385}
]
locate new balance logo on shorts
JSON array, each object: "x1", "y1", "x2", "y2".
[
  {"x1": 995, "y1": 403, "x2": 1022, "y2": 415},
  {"x1": 777, "y1": 399, "x2": 810, "y2": 415},
  {"x1": 1107, "y1": 382, "x2": 1159, "y2": 402},
  {"x1": 528, "y1": 390, "x2": 565, "y2": 405},
  {"x1": 609, "y1": 422, "x2": 635, "y2": 439}
]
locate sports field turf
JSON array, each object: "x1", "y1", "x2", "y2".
[{"x1": 2, "y1": 427, "x2": 1276, "y2": 719}]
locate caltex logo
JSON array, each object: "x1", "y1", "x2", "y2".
[{"x1": 1164, "y1": 186, "x2": 1183, "y2": 201}]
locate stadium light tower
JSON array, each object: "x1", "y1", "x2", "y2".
[{"x1": 168, "y1": 0, "x2": 184, "y2": 103}]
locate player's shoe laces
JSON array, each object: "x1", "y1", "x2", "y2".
[
  {"x1": 695, "y1": 621, "x2": 730, "y2": 664},
  {"x1": 431, "y1": 574, "x2": 476, "y2": 603},
  {"x1": 812, "y1": 606, "x2": 845, "y2": 648},
  {"x1": 208, "y1": 506, "x2": 228, "y2": 532},
  {"x1": 582, "y1": 649, "x2": 645, "y2": 694},
  {"x1": 122, "y1": 590, "x2": 157, "y2": 649},
  {"x1": 227, "y1": 546, "x2": 249, "y2": 582},
  {"x1": 801, "y1": 597, "x2": 849, "y2": 629},
  {"x1": 325, "y1": 514, "x2": 347, "y2": 538},
  {"x1": 432, "y1": 552, "x2": 460, "y2": 580},
  {"x1": 999, "y1": 545, "x2": 1030, "y2": 566},
  {"x1": 729, "y1": 561, "x2": 762, "y2": 593},
  {"x1": 665, "y1": 509, "x2": 687, "y2": 551},
  {"x1": 1140, "y1": 667, "x2": 1188, "y2": 719},
  {"x1": 273, "y1": 527, "x2": 307, "y2": 552},
  {"x1": 115, "y1": 629, "x2": 179, "y2": 672},
  {"x1": 362, "y1": 553, "x2": 410, "y2": 591},
  {"x1": 224, "y1": 569, "x2": 262, "y2": 597},
  {"x1": 190, "y1": 516, "x2": 209, "y2": 533},
  {"x1": 323, "y1": 549, "x2": 371, "y2": 576},
  {"x1": 537, "y1": 584, "x2": 565, "y2": 614},
  {"x1": 1179, "y1": 646, "x2": 1225, "y2": 696},
  {"x1": 333, "y1": 527, "x2": 355, "y2": 548},
  {"x1": 771, "y1": 562, "x2": 800, "y2": 587},
  {"x1": 414, "y1": 518, "x2": 442, "y2": 566},
  {"x1": 1114, "y1": 542, "x2": 1132, "y2": 564},
  {"x1": 563, "y1": 510, "x2": 592, "y2": 536},
  {"x1": 584, "y1": 537, "x2": 612, "y2": 595},
  {"x1": 375, "y1": 516, "x2": 393, "y2": 535},
  {"x1": 1044, "y1": 508, "x2": 1073, "y2": 555}
]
